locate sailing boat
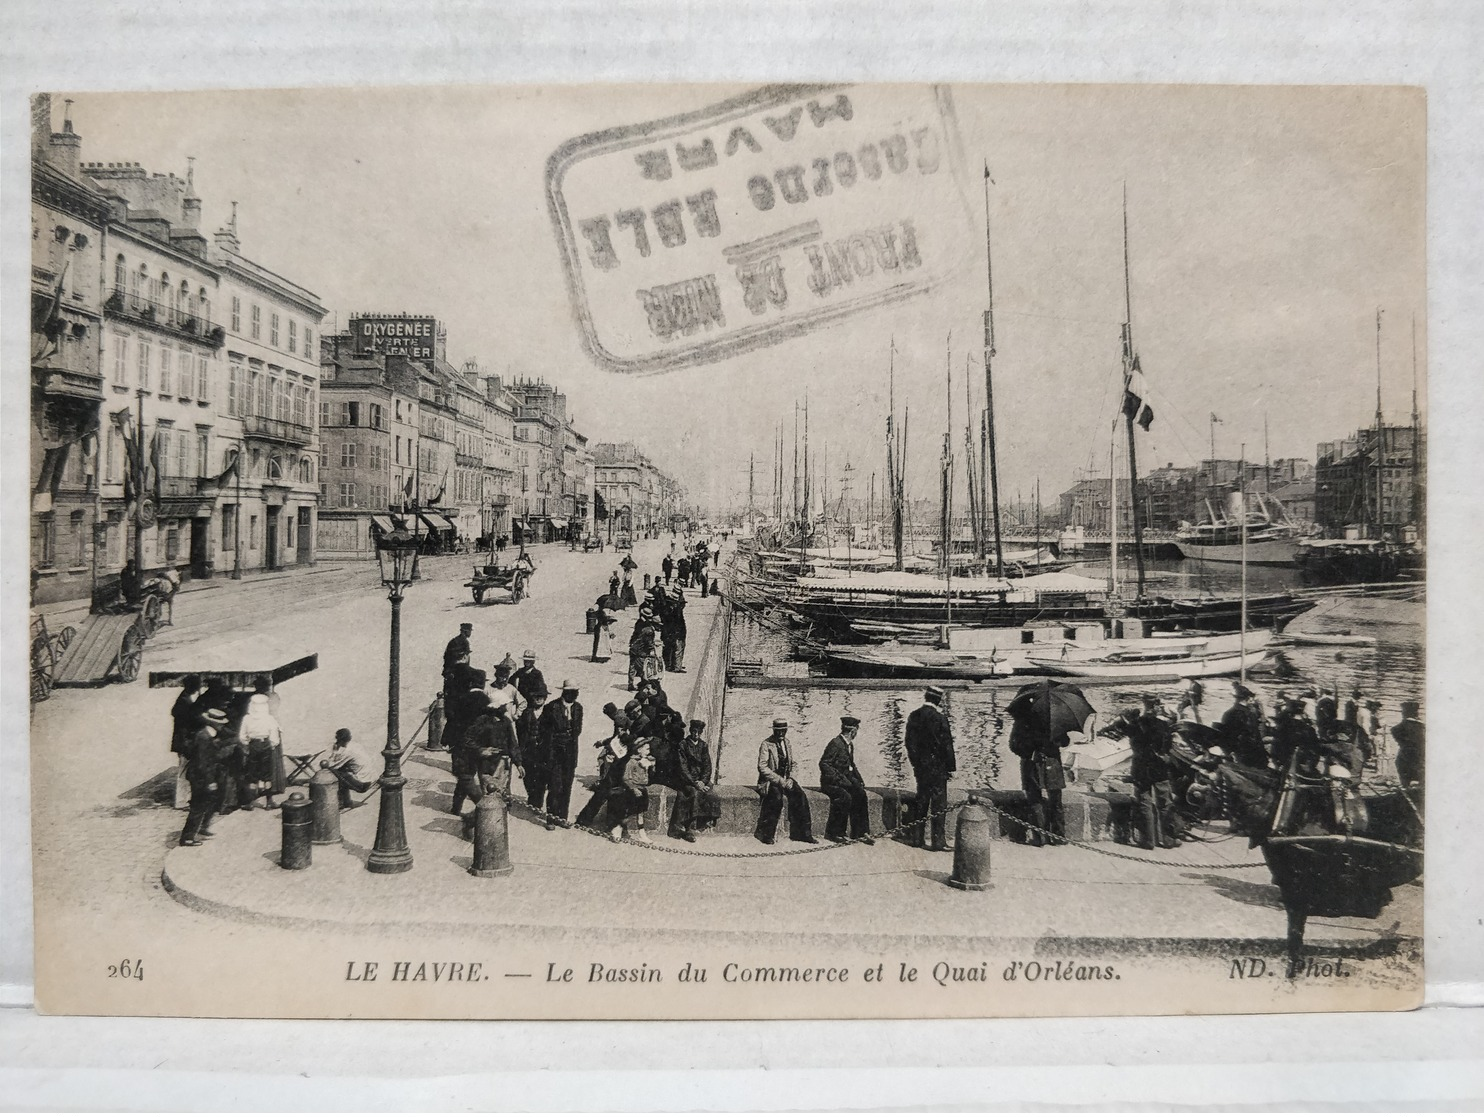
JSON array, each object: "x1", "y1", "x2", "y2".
[{"x1": 1177, "y1": 488, "x2": 1306, "y2": 566}]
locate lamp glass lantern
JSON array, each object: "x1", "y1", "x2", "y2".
[{"x1": 375, "y1": 526, "x2": 419, "y2": 592}]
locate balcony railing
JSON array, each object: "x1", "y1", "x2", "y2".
[
  {"x1": 104, "y1": 287, "x2": 225, "y2": 350},
  {"x1": 242, "y1": 414, "x2": 314, "y2": 446}
]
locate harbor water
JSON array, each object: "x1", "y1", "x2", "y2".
[{"x1": 719, "y1": 559, "x2": 1424, "y2": 790}]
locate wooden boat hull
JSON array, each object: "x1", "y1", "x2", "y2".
[{"x1": 1027, "y1": 646, "x2": 1270, "y2": 680}]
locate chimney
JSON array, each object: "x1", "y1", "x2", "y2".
[
  {"x1": 181, "y1": 156, "x2": 202, "y2": 230},
  {"x1": 213, "y1": 200, "x2": 240, "y2": 254},
  {"x1": 48, "y1": 98, "x2": 82, "y2": 179}
]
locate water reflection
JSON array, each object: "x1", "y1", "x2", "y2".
[{"x1": 722, "y1": 574, "x2": 1424, "y2": 790}]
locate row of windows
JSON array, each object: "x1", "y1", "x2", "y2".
[
  {"x1": 112, "y1": 257, "x2": 211, "y2": 327},
  {"x1": 319, "y1": 401, "x2": 385, "y2": 430},
  {"x1": 228, "y1": 294, "x2": 314, "y2": 356},
  {"x1": 319, "y1": 482, "x2": 390, "y2": 510},
  {"x1": 111, "y1": 334, "x2": 211, "y2": 400},
  {"x1": 226, "y1": 363, "x2": 313, "y2": 426}
]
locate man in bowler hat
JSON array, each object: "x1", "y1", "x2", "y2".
[
  {"x1": 755, "y1": 718, "x2": 816, "y2": 844},
  {"x1": 820, "y1": 715, "x2": 874, "y2": 844},
  {"x1": 904, "y1": 686, "x2": 956, "y2": 851}
]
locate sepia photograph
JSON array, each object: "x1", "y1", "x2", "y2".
[{"x1": 23, "y1": 80, "x2": 1426, "y2": 1020}]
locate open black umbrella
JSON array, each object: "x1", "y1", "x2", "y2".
[{"x1": 1007, "y1": 679, "x2": 1095, "y2": 748}]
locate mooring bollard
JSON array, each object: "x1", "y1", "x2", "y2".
[
  {"x1": 310, "y1": 765, "x2": 341, "y2": 845},
  {"x1": 280, "y1": 791, "x2": 313, "y2": 870},
  {"x1": 469, "y1": 793, "x2": 514, "y2": 877},
  {"x1": 586, "y1": 606, "x2": 599, "y2": 634},
  {"x1": 427, "y1": 695, "x2": 443, "y2": 751},
  {"x1": 948, "y1": 795, "x2": 993, "y2": 891}
]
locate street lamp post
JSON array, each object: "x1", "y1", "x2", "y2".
[{"x1": 367, "y1": 524, "x2": 419, "y2": 874}]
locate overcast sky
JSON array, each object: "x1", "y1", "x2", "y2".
[{"x1": 58, "y1": 83, "x2": 1425, "y2": 514}]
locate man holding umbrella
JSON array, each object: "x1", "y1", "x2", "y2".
[
  {"x1": 903, "y1": 687, "x2": 956, "y2": 851},
  {"x1": 1007, "y1": 679, "x2": 1094, "y2": 847}
]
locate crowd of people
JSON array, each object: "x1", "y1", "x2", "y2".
[
  {"x1": 170, "y1": 673, "x2": 292, "y2": 847},
  {"x1": 1080, "y1": 680, "x2": 1426, "y2": 851}
]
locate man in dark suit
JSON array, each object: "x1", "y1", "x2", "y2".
[
  {"x1": 443, "y1": 623, "x2": 473, "y2": 689},
  {"x1": 755, "y1": 718, "x2": 817, "y2": 844},
  {"x1": 666, "y1": 719, "x2": 721, "y2": 841},
  {"x1": 537, "y1": 681, "x2": 584, "y2": 828},
  {"x1": 180, "y1": 708, "x2": 231, "y2": 846},
  {"x1": 511, "y1": 650, "x2": 547, "y2": 710},
  {"x1": 904, "y1": 687, "x2": 956, "y2": 851},
  {"x1": 1101, "y1": 695, "x2": 1181, "y2": 849},
  {"x1": 820, "y1": 715, "x2": 874, "y2": 844},
  {"x1": 1392, "y1": 700, "x2": 1425, "y2": 788},
  {"x1": 170, "y1": 674, "x2": 206, "y2": 810}
]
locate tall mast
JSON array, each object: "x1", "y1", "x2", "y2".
[
  {"x1": 887, "y1": 338, "x2": 905, "y2": 570},
  {"x1": 1411, "y1": 313, "x2": 1423, "y2": 537},
  {"x1": 792, "y1": 401, "x2": 799, "y2": 525},
  {"x1": 942, "y1": 331, "x2": 954, "y2": 625},
  {"x1": 1240, "y1": 442, "x2": 1248, "y2": 681},
  {"x1": 982, "y1": 163, "x2": 1005, "y2": 577},
  {"x1": 963, "y1": 355, "x2": 982, "y2": 562},
  {"x1": 1374, "y1": 308, "x2": 1385, "y2": 539},
  {"x1": 748, "y1": 452, "x2": 755, "y2": 534},
  {"x1": 1119, "y1": 183, "x2": 1147, "y2": 597}
]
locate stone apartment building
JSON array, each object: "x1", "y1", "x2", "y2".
[
  {"x1": 592, "y1": 441, "x2": 681, "y2": 538},
  {"x1": 1314, "y1": 424, "x2": 1423, "y2": 536},
  {"x1": 30, "y1": 95, "x2": 326, "y2": 603}
]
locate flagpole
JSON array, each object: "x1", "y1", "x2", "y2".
[
  {"x1": 134, "y1": 386, "x2": 145, "y2": 575},
  {"x1": 233, "y1": 437, "x2": 243, "y2": 579}
]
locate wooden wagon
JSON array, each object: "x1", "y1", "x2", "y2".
[
  {"x1": 34, "y1": 574, "x2": 180, "y2": 697},
  {"x1": 464, "y1": 563, "x2": 528, "y2": 605}
]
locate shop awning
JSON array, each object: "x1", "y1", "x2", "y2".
[
  {"x1": 370, "y1": 515, "x2": 395, "y2": 534},
  {"x1": 415, "y1": 513, "x2": 444, "y2": 534},
  {"x1": 436, "y1": 514, "x2": 458, "y2": 532},
  {"x1": 548, "y1": 517, "x2": 568, "y2": 530}
]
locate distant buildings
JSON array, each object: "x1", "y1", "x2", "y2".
[
  {"x1": 1315, "y1": 424, "x2": 1423, "y2": 537},
  {"x1": 1055, "y1": 457, "x2": 1318, "y2": 534},
  {"x1": 592, "y1": 442, "x2": 681, "y2": 537}
]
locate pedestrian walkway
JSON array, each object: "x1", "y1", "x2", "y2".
[{"x1": 161, "y1": 755, "x2": 1421, "y2": 954}]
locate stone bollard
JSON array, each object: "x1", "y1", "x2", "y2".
[
  {"x1": 280, "y1": 792, "x2": 313, "y2": 870},
  {"x1": 948, "y1": 795, "x2": 993, "y2": 891},
  {"x1": 310, "y1": 765, "x2": 341, "y2": 845},
  {"x1": 469, "y1": 793, "x2": 514, "y2": 878},
  {"x1": 586, "y1": 607, "x2": 599, "y2": 635}
]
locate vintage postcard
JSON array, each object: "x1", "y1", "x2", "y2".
[{"x1": 25, "y1": 82, "x2": 1425, "y2": 1019}]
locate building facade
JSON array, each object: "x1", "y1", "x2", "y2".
[
  {"x1": 1314, "y1": 424, "x2": 1423, "y2": 537},
  {"x1": 30, "y1": 97, "x2": 110, "y2": 605}
]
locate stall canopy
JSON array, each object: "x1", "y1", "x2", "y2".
[
  {"x1": 370, "y1": 515, "x2": 395, "y2": 534},
  {"x1": 435, "y1": 514, "x2": 458, "y2": 533},
  {"x1": 416, "y1": 512, "x2": 447, "y2": 535}
]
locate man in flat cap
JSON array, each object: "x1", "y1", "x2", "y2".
[
  {"x1": 1216, "y1": 680, "x2": 1270, "y2": 769},
  {"x1": 1100, "y1": 694, "x2": 1181, "y2": 849},
  {"x1": 820, "y1": 715, "x2": 874, "y2": 844},
  {"x1": 904, "y1": 686, "x2": 956, "y2": 851},
  {"x1": 443, "y1": 623, "x2": 474, "y2": 692},
  {"x1": 537, "y1": 680, "x2": 584, "y2": 828},
  {"x1": 755, "y1": 718, "x2": 816, "y2": 844}
]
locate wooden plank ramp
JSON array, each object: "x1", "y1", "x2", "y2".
[{"x1": 53, "y1": 614, "x2": 133, "y2": 687}]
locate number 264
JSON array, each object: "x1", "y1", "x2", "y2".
[{"x1": 107, "y1": 960, "x2": 143, "y2": 981}]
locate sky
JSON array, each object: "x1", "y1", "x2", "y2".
[{"x1": 56, "y1": 83, "x2": 1425, "y2": 516}]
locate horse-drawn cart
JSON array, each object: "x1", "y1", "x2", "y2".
[
  {"x1": 465, "y1": 562, "x2": 528, "y2": 605},
  {"x1": 33, "y1": 575, "x2": 177, "y2": 698}
]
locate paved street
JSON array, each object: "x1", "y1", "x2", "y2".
[{"x1": 27, "y1": 536, "x2": 1421, "y2": 1018}]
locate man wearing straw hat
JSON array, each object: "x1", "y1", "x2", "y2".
[
  {"x1": 755, "y1": 718, "x2": 817, "y2": 845},
  {"x1": 180, "y1": 707, "x2": 232, "y2": 847},
  {"x1": 904, "y1": 687, "x2": 956, "y2": 852},
  {"x1": 537, "y1": 680, "x2": 584, "y2": 827}
]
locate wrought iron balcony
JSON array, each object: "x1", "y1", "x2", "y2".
[
  {"x1": 241, "y1": 414, "x2": 314, "y2": 446},
  {"x1": 104, "y1": 287, "x2": 225, "y2": 350}
]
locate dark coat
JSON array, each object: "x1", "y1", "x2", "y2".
[
  {"x1": 511, "y1": 665, "x2": 548, "y2": 705},
  {"x1": 1102, "y1": 708, "x2": 1175, "y2": 786},
  {"x1": 676, "y1": 734, "x2": 713, "y2": 789},
  {"x1": 1217, "y1": 701, "x2": 1268, "y2": 768},
  {"x1": 184, "y1": 726, "x2": 228, "y2": 787},
  {"x1": 466, "y1": 711, "x2": 522, "y2": 767},
  {"x1": 539, "y1": 699, "x2": 584, "y2": 768},
  {"x1": 443, "y1": 633, "x2": 471, "y2": 674},
  {"x1": 517, "y1": 706, "x2": 545, "y2": 767},
  {"x1": 170, "y1": 691, "x2": 203, "y2": 755},
  {"x1": 819, "y1": 734, "x2": 866, "y2": 791},
  {"x1": 904, "y1": 703, "x2": 956, "y2": 783},
  {"x1": 1391, "y1": 718, "x2": 1425, "y2": 786}
]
